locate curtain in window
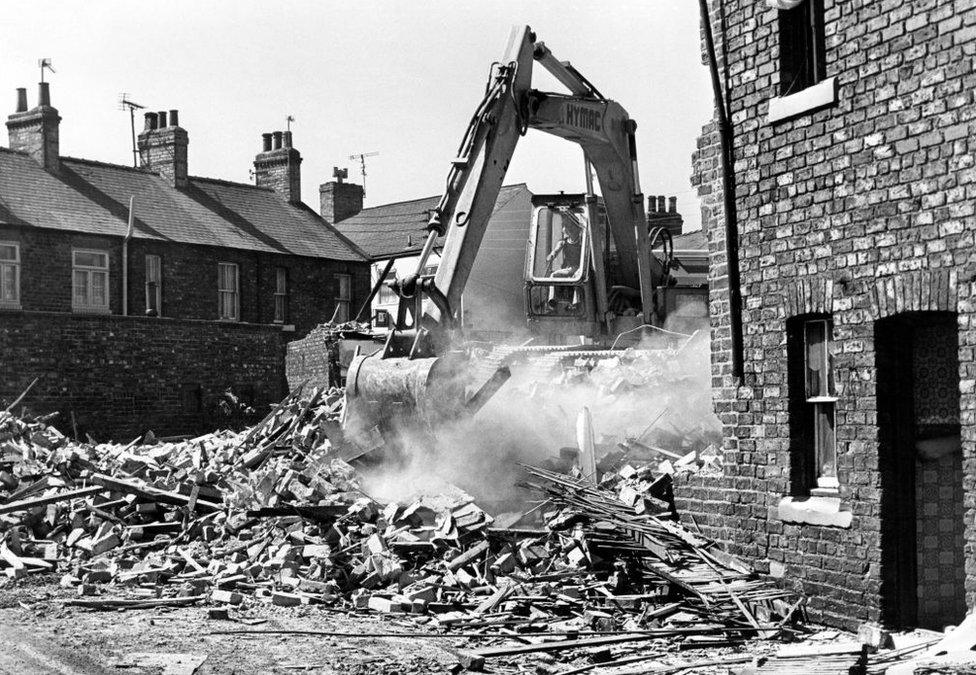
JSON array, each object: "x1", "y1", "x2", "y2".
[{"x1": 767, "y1": 0, "x2": 804, "y2": 9}]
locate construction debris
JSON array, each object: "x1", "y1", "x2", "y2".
[{"x1": 0, "y1": 383, "x2": 951, "y2": 672}]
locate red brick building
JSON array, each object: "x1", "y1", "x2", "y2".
[
  {"x1": 0, "y1": 83, "x2": 369, "y2": 438},
  {"x1": 683, "y1": 0, "x2": 975, "y2": 630}
]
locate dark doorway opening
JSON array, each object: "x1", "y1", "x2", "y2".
[{"x1": 876, "y1": 312, "x2": 966, "y2": 629}]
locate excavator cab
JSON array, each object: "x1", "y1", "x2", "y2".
[{"x1": 525, "y1": 195, "x2": 602, "y2": 338}]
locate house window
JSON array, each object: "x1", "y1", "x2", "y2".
[
  {"x1": 145, "y1": 254, "x2": 161, "y2": 316},
  {"x1": 334, "y1": 273, "x2": 351, "y2": 322},
  {"x1": 217, "y1": 262, "x2": 239, "y2": 321},
  {"x1": 789, "y1": 317, "x2": 837, "y2": 493},
  {"x1": 0, "y1": 242, "x2": 20, "y2": 308},
  {"x1": 376, "y1": 267, "x2": 398, "y2": 306},
  {"x1": 72, "y1": 249, "x2": 110, "y2": 313},
  {"x1": 778, "y1": 0, "x2": 826, "y2": 96},
  {"x1": 274, "y1": 267, "x2": 288, "y2": 323}
]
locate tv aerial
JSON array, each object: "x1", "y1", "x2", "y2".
[
  {"x1": 349, "y1": 151, "x2": 379, "y2": 197},
  {"x1": 119, "y1": 93, "x2": 146, "y2": 167},
  {"x1": 38, "y1": 58, "x2": 56, "y2": 82}
]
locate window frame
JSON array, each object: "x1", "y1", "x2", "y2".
[
  {"x1": 217, "y1": 262, "x2": 240, "y2": 321},
  {"x1": 768, "y1": 0, "x2": 836, "y2": 124},
  {"x1": 334, "y1": 273, "x2": 352, "y2": 323},
  {"x1": 801, "y1": 317, "x2": 837, "y2": 492},
  {"x1": 777, "y1": 0, "x2": 826, "y2": 97},
  {"x1": 145, "y1": 254, "x2": 162, "y2": 317},
  {"x1": 0, "y1": 241, "x2": 21, "y2": 309},
  {"x1": 71, "y1": 248, "x2": 111, "y2": 314},
  {"x1": 273, "y1": 266, "x2": 288, "y2": 324}
]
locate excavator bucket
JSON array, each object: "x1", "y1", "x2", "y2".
[{"x1": 342, "y1": 350, "x2": 510, "y2": 450}]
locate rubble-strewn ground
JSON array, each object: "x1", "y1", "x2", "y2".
[
  {"x1": 2, "y1": 576, "x2": 803, "y2": 675},
  {"x1": 1, "y1": 576, "x2": 456, "y2": 674},
  {"x1": 3, "y1": 339, "x2": 975, "y2": 674}
]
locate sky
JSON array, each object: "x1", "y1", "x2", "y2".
[{"x1": 0, "y1": 1, "x2": 713, "y2": 231}]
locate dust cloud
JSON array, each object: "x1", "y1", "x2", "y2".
[{"x1": 356, "y1": 329, "x2": 720, "y2": 512}]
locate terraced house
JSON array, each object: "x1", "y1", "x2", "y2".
[
  {"x1": 682, "y1": 0, "x2": 976, "y2": 630},
  {"x1": 0, "y1": 83, "x2": 369, "y2": 438}
]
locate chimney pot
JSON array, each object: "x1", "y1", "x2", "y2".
[
  {"x1": 657, "y1": 195, "x2": 666, "y2": 213},
  {"x1": 15, "y1": 88, "x2": 27, "y2": 113},
  {"x1": 272, "y1": 131, "x2": 283, "y2": 150},
  {"x1": 37, "y1": 82, "x2": 50, "y2": 107},
  {"x1": 144, "y1": 112, "x2": 158, "y2": 130},
  {"x1": 169, "y1": 109, "x2": 179, "y2": 127},
  {"x1": 647, "y1": 196, "x2": 656, "y2": 214},
  {"x1": 668, "y1": 196, "x2": 677, "y2": 214},
  {"x1": 157, "y1": 110, "x2": 167, "y2": 127},
  {"x1": 283, "y1": 130, "x2": 293, "y2": 148},
  {"x1": 262, "y1": 132, "x2": 273, "y2": 152}
]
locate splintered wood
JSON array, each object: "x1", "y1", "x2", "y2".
[{"x1": 0, "y1": 376, "x2": 941, "y2": 673}]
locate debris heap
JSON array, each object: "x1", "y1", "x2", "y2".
[{"x1": 2, "y1": 386, "x2": 805, "y2": 671}]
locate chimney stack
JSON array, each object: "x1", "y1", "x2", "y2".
[
  {"x1": 320, "y1": 179, "x2": 364, "y2": 224},
  {"x1": 647, "y1": 194, "x2": 683, "y2": 238},
  {"x1": 137, "y1": 108, "x2": 188, "y2": 189},
  {"x1": 6, "y1": 82, "x2": 61, "y2": 171},
  {"x1": 253, "y1": 130, "x2": 302, "y2": 203}
]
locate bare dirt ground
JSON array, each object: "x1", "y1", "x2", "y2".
[{"x1": 0, "y1": 576, "x2": 784, "y2": 675}]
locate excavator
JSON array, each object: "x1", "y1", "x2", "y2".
[{"x1": 344, "y1": 26, "x2": 681, "y2": 436}]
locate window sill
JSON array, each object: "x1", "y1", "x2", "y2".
[
  {"x1": 280, "y1": 324, "x2": 296, "y2": 332},
  {"x1": 777, "y1": 495, "x2": 852, "y2": 528},
  {"x1": 0, "y1": 302, "x2": 22, "y2": 310},
  {"x1": 71, "y1": 306, "x2": 111, "y2": 315},
  {"x1": 768, "y1": 77, "x2": 837, "y2": 124}
]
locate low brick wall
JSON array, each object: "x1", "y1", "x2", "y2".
[{"x1": 0, "y1": 310, "x2": 287, "y2": 440}]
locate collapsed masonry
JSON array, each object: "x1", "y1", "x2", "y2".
[{"x1": 0, "y1": 376, "x2": 963, "y2": 672}]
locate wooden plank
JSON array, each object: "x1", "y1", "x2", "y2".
[
  {"x1": 0, "y1": 486, "x2": 103, "y2": 515},
  {"x1": 90, "y1": 473, "x2": 221, "y2": 512}
]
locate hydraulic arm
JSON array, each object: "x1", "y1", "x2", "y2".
[{"x1": 346, "y1": 26, "x2": 661, "y2": 433}]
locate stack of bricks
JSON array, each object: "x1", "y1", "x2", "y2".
[{"x1": 682, "y1": 0, "x2": 976, "y2": 629}]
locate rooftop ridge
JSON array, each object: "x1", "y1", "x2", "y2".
[
  {"x1": 352, "y1": 182, "x2": 528, "y2": 215},
  {"x1": 60, "y1": 155, "x2": 151, "y2": 173},
  {"x1": 189, "y1": 174, "x2": 275, "y2": 191}
]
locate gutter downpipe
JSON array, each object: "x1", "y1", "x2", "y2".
[
  {"x1": 123, "y1": 196, "x2": 134, "y2": 316},
  {"x1": 699, "y1": 0, "x2": 744, "y2": 382}
]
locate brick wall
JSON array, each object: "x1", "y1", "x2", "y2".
[
  {"x1": 686, "y1": 0, "x2": 976, "y2": 629},
  {"x1": 0, "y1": 224, "x2": 370, "y2": 337},
  {"x1": 0, "y1": 311, "x2": 287, "y2": 440}
]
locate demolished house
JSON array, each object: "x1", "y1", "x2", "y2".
[{"x1": 686, "y1": 0, "x2": 975, "y2": 631}]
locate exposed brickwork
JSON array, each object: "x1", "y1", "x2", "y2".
[
  {"x1": 0, "y1": 225, "x2": 370, "y2": 338},
  {"x1": 254, "y1": 131, "x2": 302, "y2": 204},
  {"x1": 137, "y1": 117, "x2": 188, "y2": 189},
  {"x1": 0, "y1": 311, "x2": 287, "y2": 440},
  {"x1": 6, "y1": 109, "x2": 60, "y2": 172},
  {"x1": 320, "y1": 181, "x2": 364, "y2": 223},
  {"x1": 686, "y1": 0, "x2": 976, "y2": 629}
]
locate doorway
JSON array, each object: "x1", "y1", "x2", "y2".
[{"x1": 876, "y1": 312, "x2": 966, "y2": 629}]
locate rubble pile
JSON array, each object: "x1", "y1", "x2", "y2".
[
  {"x1": 2, "y1": 385, "x2": 956, "y2": 672},
  {"x1": 0, "y1": 386, "x2": 808, "y2": 668}
]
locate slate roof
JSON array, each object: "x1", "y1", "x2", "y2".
[
  {"x1": 335, "y1": 184, "x2": 529, "y2": 260},
  {"x1": 671, "y1": 228, "x2": 706, "y2": 251},
  {"x1": 0, "y1": 148, "x2": 365, "y2": 261}
]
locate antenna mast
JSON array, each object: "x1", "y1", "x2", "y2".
[
  {"x1": 119, "y1": 94, "x2": 146, "y2": 168},
  {"x1": 349, "y1": 151, "x2": 379, "y2": 197},
  {"x1": 38, "y1": 58, "x2": 56, "y2": 83}
]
